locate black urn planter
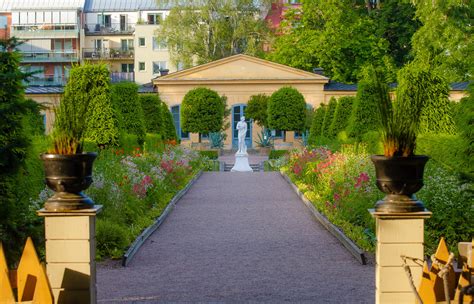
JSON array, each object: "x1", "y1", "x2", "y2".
[
  {"x1": 371, "y1": 155, "x2": 429, "y2": 213},
  {"x1": 41, "y1": 152, "x2": 98, "y2": 211}
]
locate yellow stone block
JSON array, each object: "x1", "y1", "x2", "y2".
[
  {"x1": 46, "y1": 240, "x2": 91, "y2": 263},
  {"x1": 376, "y1": 266, "x2": 422, "y2": 292},
  {"x1": 52, "y1": 288, "x2": 92, "y2": 304},
  {"x1": 45, "y1": 216, "x2": 93, "y2": 240},
  {"x1": 377, "y1": 243, "x2": 424, "y2": 267},
  {"x1": 376, "y1": 291, "x2": 417, "y2": 304},
  {"x1": 376, "y1": 219, "x2": 424, "y2": 243},
  {"x1": 46, "y1": 263, "x2": 92, "y2": 289}
]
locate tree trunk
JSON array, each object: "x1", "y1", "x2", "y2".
[
  {"x1": 198, "y1": 133, "x2": 202, "y2": 143},
  {"x1": 283, "y1": 131, "x2": 286, "y2": 142}
]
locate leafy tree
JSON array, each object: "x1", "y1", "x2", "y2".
[
  {"x1": 328, "y1": 96, "x2": 355, "y2": 138},
  {"x1": 267, "y1": 86, "x2": 306, "y2": 141},
  {"x1": 308, "y1": 104, "x2": 327, "y2": 145},
  {"x1": 160, "y1": 103, "x2": 178, "y2": 141},
  {"x1": 140, "y1": 94, "x2": 163, "y2": 134},
  {"x1": 112, "y1": 82, "x2": 146, "y2": 145},
  {"x1": 246, "y1": 94, "x2": 269, "y2": 128},
  {"x1": 456, "y1": 84, "x2": 474, "y2": 177},
  {"x1": 321, "y1": 97, "x2": 337, "y2": 138},
  {"x1": 156, "y1": 0, "x2": 270, "y2": 68},
  {"x1": 347, "y1": 65, "x2": 383, "y2": 139},
  {"x1": 181, "y1": 87, "x2": 225, "y2": 143}
]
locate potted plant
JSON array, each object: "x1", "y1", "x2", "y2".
[
  {"x1": 41, "y1": 73, "x2": 97, "y2": 211},
  {"x1": 370, "y1": 66, "x2": 430, "y2": 213}
]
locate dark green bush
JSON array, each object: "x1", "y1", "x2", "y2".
[
  {"x1": 347, "y1": 67, "x2": 381, "y2": 139},
  {"x1": 144, "y1": 134, "x2": 164, "y2": 153},
  {"x1": 268, "y1": 87, "x2": 306, "y2": 140},
  {"x1": 269, "y1": 150, "x2": 288, "y2": 159},
  {"x1": 321, "y1": 97, "x2": 337, "y2": 138},
  {"x1": 181, "y1": 87, "x2": 225, "y2": 142},
  {"x1": 161, "y1": 103, "x2": 178, "y2": 141},
  {"x1": 361, "y1": 131, "x2": 383, "y2": 155},
  {"x1": 96, "y1": 219, "x2": 131, "y2": 259},
  {"x1": 112, "y1": 82, "x2": 146, "y2": 145},
  {"x1": 246, "y1": 94, "x2": 269, "y2": 128},
  {"x1": 455, "y1": 87, "x2": 473, "y2": 177},
  {"x1": 199, "y1": 150, "x2": 219, "y2": 159},
  {"x1": 140, "y1": 94, "x2": 163, "y2": 134},
  {"x1": 328, "y1": 96, "x2": 355, "y2": 138},
  {"x1": 308, "y1": 104, "x2": 327, "y2": 145}
]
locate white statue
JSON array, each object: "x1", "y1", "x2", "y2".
[{"x1": 236, "y1": 116, "x2": 247, "y2": 154}]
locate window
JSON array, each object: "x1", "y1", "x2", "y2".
[
  {"x1": 121, "y1": 39, "x2": 134, "y2": 51},
  {"x1": 147, "y1": 13, "x2": 163, "y2": 25},
  {"x1": 138, "y1": 37, "x2": 146, "y2": 47},
  {"x1": 152, "y1": 61, "x2": 167, "y2": 74},
  {"x1": 171, "y1": 105, "x2": 189, "y2": 139},
  {"x1": 0, "y1": 16, "x2": 7, "y2": 28},
  {"x1": 98, "y1": 14, "x2": 111, "y2": 27},
  {"x1": 272, "y1": 130, "x2": 283, "y2": 138},
  {"x1": 152, "y1": 37, "x2": 167, "y2": 51},
  {"x1": 139, "y1": 62, "x2": 145, "y2": 71},
  {"x1": 121, "y1": 64, "x2": 134, "y2": 73},
  {"x1": 94, "y1": 39, "x2": 102, "y2": 50}
]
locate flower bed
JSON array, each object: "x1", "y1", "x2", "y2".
[{"x1": 280, "y1": 145, "x2": 473, "y2": 254}]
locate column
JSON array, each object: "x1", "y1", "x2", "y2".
[
  {"x1": 370, "y1": 210, "x2": 431, "y2": 304},
  {"x1": 38, "y1": 206, "x2": 102, "y2": 304}
]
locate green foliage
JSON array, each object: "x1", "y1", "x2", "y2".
[
  {"x1": 23, "y1": 99, "x2": 45, "y2": 136},
  {"x1": 112, "y1": 82, "x2": 146, "y2": 145},
  {"x1": 140, "y1": 94, "x2": 163, "y2": 134},
  {"x1": 156, "y1": 0, "x2": 270, "y2": 68},
  {"x1": 209, "y1": 132, "x2": 225, "y2": 148},
  {"x1": 161, "y1": 103, "x2": 178, "y2": 141},
  {"x1": 267, "y1": 87, "x2": 306, "y2": 138},
  {"x1": 96, "y1": 219, "x2": 131, "y2": 259},
  {"x1": 269, "y1": 149, "x2": 288, "y2": 160},
  {"x1": 255, "y1": 130, "x2": 273, "y2": 148},
  {"x1": 328, "y1": 96, "x2": 355, "y2": 138},
  {"x1": 199, "y1": 150, "x2": 219, "y2": 160},
  {"x1": 456, "y1": 87, "x2": 474, "y2": 176},
  {"x1": 246, "y1": 94, "x2": 269, "y2": 128},
  {"x1": 181, "y1": 88, "x2": 225, "y2": 139},
  {"x1": 347, "y1": 66, "x2": 381, "y2": 140},
  {"x1": 308, "y1": 104, "x2": 327, "y2": 145},
  {"x1": 321, "y1": 97, "x2": 337, "y2": 138}
]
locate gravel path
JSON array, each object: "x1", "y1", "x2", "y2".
[{"x1": 97, "y1": 172, "x2": 374, "y2": 303}]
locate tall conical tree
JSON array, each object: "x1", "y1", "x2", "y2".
[
  {"x1": 321, "y1": 97, "x2": 337, "y2": 138},
  {"x1": 308, "y1": 104, "x2": 327, "y2": 145}
]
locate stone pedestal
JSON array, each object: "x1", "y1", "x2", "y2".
[
  {"x1": 231, "y1": 152, "x2": 253, "y2": 172},
  {"x1": 38, "y1": 206, "x2": 102, "y2": 304},
  {"x1": 370, "y1": 210, "x2": 431, "y2": 304}
]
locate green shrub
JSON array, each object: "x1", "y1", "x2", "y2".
[
  {"x1": 269, "y1": 150, "x2": 288, "y2": 159},
  {"x1": 199, "y1": 150, "x2": 219, "y2": 159},
  {"x1": 455, "y1": 87, "x2": 474, "y2": 177},
  {"x1": 23, "y1": 99, "x2": 45, "y2": 136},
  {"x1": 321, "y1": 97, "x2": 337, "y2": 138},
  {"x1": 144, "y1": 134, "x2": 164, "y2": 153},
  {"x1": 112, "y1": 82, "x2": 146, "y2": 145},
  {"x1": 161, "y1": 103, "x2": 178, "y2": 141},
  {"x1": 361, "y1": 131, "x2": 383, "y2": 155},
  {"x1": 246, "y1": 94, "x2": 269, "y2": 128},
  {"x1": 308, "y1": 104, "x2": 327, "y2": 145},
  {"x1": 181, "y1": 88, "x2": 225, "y2": 142},
  {"x1": 96, "y1": 219, "x2": 131, "y2": 259},
  {"x1": 268, "y1": 87, "x2": 306, "y2": 141},
  {"x1": 328, "y1": 96, "x2": 355, "y2": 138},
  {"x1": 347, "y1": 66, "x2": 381, "y2": 139},
  {"x1": 140, "y1": 94, "x2": 163, "y2": 134}
]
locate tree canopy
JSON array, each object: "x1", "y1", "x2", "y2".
[
  {"x1": 267, "y1": 87, "x2": 306, "y2": 140},
  {"x1": 245, "y1": 94, "x2": 270, "y2": 128}
]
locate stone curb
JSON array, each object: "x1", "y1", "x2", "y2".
[
  {"x1": 280, "y1": 171, "x2": 367, "y2": 265},
  {"x1": 122, "y1": 170, "x2": 203, "y2": 267}
]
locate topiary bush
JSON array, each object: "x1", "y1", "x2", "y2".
[
  {"x1": 321, "y1": 97, "x2": 338, "y2": 138},
  {"x1": 328, "y1": 96, "x2": 355, "y2": 138},
  {"x1": 181, "y1": 87, "x2": 225, "y2": 142},
  {"x1": 199, "y1": 150, "x2": 219, "y2": 159},
  {"x1": 161, "y1": 103, "x2": 178, "y2": 141},
  {"x1": 268, "y1": 87, "x2": 306, "y2": 141},
  {"x1": 140, "y1": 94, "x2": 162, "y2": 134},
  {"x1": 246, "y1": 94, "x2": 269, "y2": 128},
  {"x1": 308, "y1": 104, "x2": 327, "y2": 145},
  {"x1": 269, "y1": 150, "x2": 288, "y2": 159},
  {"x1": 347, "y1": 66, "x2": 382, "y2": 140},
  {"x1": 112, "y1": 82, "x2": 146, "y2": 145}
]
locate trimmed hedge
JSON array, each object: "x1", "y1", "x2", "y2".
[
  {"x1": 268, "y1": 87, "x2": 306, "y2": 136},
  {"x1": 140, "y1": 94, "x2": 162, "y2": 134},
  {"x1": 328, "y1": 96, "x2": 355, "y2": 138},
  {"x1": 269, "y1": 149, "x2": 288, "y2": 159},
  {"x1": 112, "y1": 82, "x2": 146, "y2": 145},
  {"x1": 321, "y1": 97, "x2": 337, "y2": 138},
  {"x1": 308, "y1": 104, "x2": 327, "y2": 145},
  {"x1": 199, "y1": 150, "x2": 219, "y2": 159},
  {"x1": 161, "y1": 103, "x2": 178, "y2": 141}
]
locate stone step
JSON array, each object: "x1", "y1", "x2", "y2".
[{"x1": 223, "y1": 163, "x2": 261, "y2": 172}]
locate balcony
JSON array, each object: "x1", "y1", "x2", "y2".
[
  {"x1": 21, "y1": 50, "x2": 79, "y2": 63},
  {"x1": 25, "y1": 75, "x2": 68, "y2": 87},
  {"x1": 11, "y1": 24, "x2": 79, "y2": 39},
  {"x1": 111, "y1": 72, "x2": 135, "y2": 83},
  {"x1": 82, "y1": 48, "x2": 134, "y2": 60},
  {"x1": 84, "y1": 23, "x2": 135, "y2": 36}
]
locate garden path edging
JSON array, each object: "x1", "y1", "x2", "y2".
[
  {"x1": 280, "y1": 171, "x2": 367, "y2": 265},
  {"x1": 122, "y1": 170, "x2": 203, "y2": 267}
]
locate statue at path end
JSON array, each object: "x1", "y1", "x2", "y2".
[
  {"x1": 236, "y1": 116, "x2": 247, "y2": 154},
  {"x1": 231, "y1": 116, "x2": 252, "y2": 172}
]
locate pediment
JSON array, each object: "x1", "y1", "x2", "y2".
[{"x1": 156, "y1": 54, "x2": 329, "y2": 83}]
